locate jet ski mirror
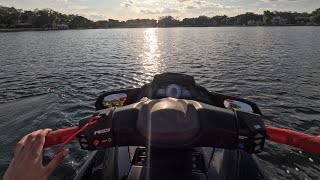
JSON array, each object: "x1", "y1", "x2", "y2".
[
  {"x1": 223, "y1": 99, "x2": 253, "y2": 112},
  {"x1": 102, "y1": 93, "x2": 127, "y2": 108}
]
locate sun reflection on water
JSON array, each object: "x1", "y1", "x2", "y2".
[
  {"x1": 139, "y1": 28, "x2": 164, "y2": 179},
  {"x1": 139, "y1": 28, "x2": 163, "y2": 75}
]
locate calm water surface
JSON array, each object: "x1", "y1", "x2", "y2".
[{"x1": 0, "y1": 27, "x2": 320, "y2": 179}]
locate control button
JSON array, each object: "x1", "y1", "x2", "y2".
[
  {"x1": 81, "y1": 143, "x2": 88, "y2": 148},
  {"x1": 107, "y1": 138, "x2": 112, "y2": 142},
  {"x1": 192, "y1": 157, "x2": 197, "y2": 162},
  {"x1": 254, "y1": 125, "x2": 261, "y2": 129},
  {"x1": 93, "y1": 140, "x2": 99, "y2": 146},
  {"x1": 254, "y1": 145, "x2": 261, "y2": 151}
]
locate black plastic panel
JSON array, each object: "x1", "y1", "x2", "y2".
[{"x1": 127, "y1": 148, "x2": 207, "y2": 180}]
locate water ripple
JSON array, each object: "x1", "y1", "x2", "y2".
[{"x1": 0, "y1": 27, "x2": 319, "y2": 179}]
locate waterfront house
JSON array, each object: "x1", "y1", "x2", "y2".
[
  {"x1": 295, "y1": 16, "x2": 310, "y2": 25},
  {"x1": 247, "y1": 20, "x2": 262, "y2": 26},
  {"x1": 15, "y1": 23, "x2": 33, "y2": 28},
  {"x1": 211, "y1": 20, "x2": 218, "y2": 26},
  {"x1": 271, "y1": 17, "x2": 287, "y2": 25},
  {"x1": 57, "y1": 24, "x2": 69, "y2": 29},
  {"x1": 279, "y1": 18, "x2": 287, "y2": 25}
]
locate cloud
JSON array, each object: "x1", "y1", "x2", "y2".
[
  {"x1": 72, "y1": 5, "x2": 90, "y2": 10},
  {"x1": 50, "y1": 0, "x2": 70, "y2": 3},
  {"x1": 260, "y1": 0, "x2": 297, "y2": 2},
  {"x1": 121, "y1": 0, "x2": 134, "y2": 8},
  {"x1": 203, "y1": 10, "x2": 215, "y2": 15},
  {"x1": 3, "y1": 0, "x2": 316, "y2": 21},
  {"x1": 184, "y1": 5, "x2": 197, "y2": 9},
  {"x1": 176, "y1": 0, "x2": 235, "y2": 10},
  {"x1": 140, "y1": 7, "x2": 180, "y2": 14},
  {"x1": 140, "y1": 9, "x2": 160, "y2": 14},
  {"x1": 122, "y1": 0, "x2": 243, "y2": 19},
  {"x1": 89, "y1": 13, "x2": 106, "y2": 20},
  {"x1": 162, "y1": 7, "x2": 180, "y2": 13}
]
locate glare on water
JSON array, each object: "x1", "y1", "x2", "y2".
[{"x1": 140, "y1": 28, "x2": 163, "y2": 75}]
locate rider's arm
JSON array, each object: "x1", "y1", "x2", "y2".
[{"x1": 3, "y1": 129, "x2": 69, "y2": 180}]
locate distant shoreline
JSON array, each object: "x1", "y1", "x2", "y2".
[
  {"x1": 1, "y1": 24, "x2": 319, "y2": 34},
  {"x1": 1, "y1": 6, "x2": 319, "y2": 32},
  {"x1": 1, "y1": 25, "x2": 319, "y2": 33},
  {"x1": 0, "y1": 28, "x2": 71, "y2": 32}
]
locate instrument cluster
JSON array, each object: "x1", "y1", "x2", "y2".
[{"x1": 154, "y1": 84, "x2": 192, "y2": 99}]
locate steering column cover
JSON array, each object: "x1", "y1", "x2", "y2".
[
  {"x1": 113, "y1": 98, "x2": 239, "y2": 149},
  {"x1": 137, "y1": 98, "x2": 200, "y2": 146}
]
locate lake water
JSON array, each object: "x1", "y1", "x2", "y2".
[{"x1": 0, "y1": 27, "x2": 320, "y2": 179}]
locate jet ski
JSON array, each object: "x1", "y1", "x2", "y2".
[{"x1": 43, "y1": 73, "x2": 320, "y2": 180}]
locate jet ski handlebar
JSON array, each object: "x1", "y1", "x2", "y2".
[
  {"x1": 44, "y1": 98, "x2": 320, "y2": 155},
  {"x1": 45, "y1": 98, "x2": 266, "y2": 154},
  {"x1": 44, "y1": 127, "x2": 78, "y2": 148},
  {"x1": 266, "y1": 126, "x2": 320, "y2": 154}
]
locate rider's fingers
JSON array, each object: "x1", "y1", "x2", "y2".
[
  {"x1": 44, "y1": 149, "x2": 69, "y2": 176},
  {"x1": 14, "y1": 130, "x2": 41, "y2": 159},
  {"x1": 14, "y1": 134, "x2": 29, "y2": 157},
  {"x1": 24, "y1": 130, "x2": 43, "y2": 150},
  {"x1": 31, "y1": 129, "x2": 52, "y2": 158}
]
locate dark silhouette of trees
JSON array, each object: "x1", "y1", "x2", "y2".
[
  {"x1": 125, "y1": 19, "x2": 157, "y2": 28},
  {"x1": 232, "y1": 12, "x2": 262, "y2": 26},
  {"x1": 0, "y1": 6, "x2": 86, "y2": 28},
  {"x1": 263, "y1": 11, "x2": 273, "y2": 25},
  {"x1": 310, "y1": 8, "x2": 320, "y2": 24},
  {"x1": 263, "y1": 10, "x2": 314, "y2": 25},
  {"x1": 93, "y1": 20, "x2": 109, "y2": 28},
  {"x1": 212, "y1": 15, "x2": 228, "y2": 25},
  {"x1": 91, "y1": 19, "x2": 157, "y2": 28},
  {"x1": 158, "y1": 16, "x2": 180, "y2": 27},
  {"x1": 0, "y1": 6, "x2": 20, "y2": 27},
  {"x1": 68, "y1": 16, "x2": 93, "y2": 29},
  {"x1": 0, "y1": 5, "x2": 319, "y2": 29}
]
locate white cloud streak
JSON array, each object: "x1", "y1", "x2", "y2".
[{"x1": 1, "y1": 0, "x2": 319, "y2": 20}]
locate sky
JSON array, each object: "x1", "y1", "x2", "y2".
[{"x1": 1, "y1": 0, "x2": 319, "y2": 21}]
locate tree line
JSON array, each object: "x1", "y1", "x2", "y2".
[{"x1": 0, "y1": 5, "x2": 319, "y2": 29}]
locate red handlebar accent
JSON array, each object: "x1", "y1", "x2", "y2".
[
  {"x1": 266, "y1": 126, "x2": 320, "y2": 154},
  {"x1": 44, "y1": 127, "x2": 79, "y2": 148},
  {"x1": 43, "y1": 125, "x2": 320, "y2": 154}
]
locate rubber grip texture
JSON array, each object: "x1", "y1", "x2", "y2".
[
  {"x1": 44, "y1": 127, "x2": 79, "y2": 148},
  {"x1": 266, "y1": 126, "x2": 320, "y2": 154}
]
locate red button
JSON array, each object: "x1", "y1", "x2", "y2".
[{"x1": 93, "y1": 140, "x2": 99, "y2": 146}]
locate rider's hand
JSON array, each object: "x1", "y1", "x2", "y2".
[{"x1": 3, "y1": 129, "x2": 69, "y2": 180}]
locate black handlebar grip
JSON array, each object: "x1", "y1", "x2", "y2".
[
  {"x1": 235, "y1": 110, "x2": 266, "y2": 153},
  {"x1": 195, "y1": 104, "x2": 238, "y2": 149}
]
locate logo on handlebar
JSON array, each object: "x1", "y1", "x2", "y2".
[{"x1": 94, "y1": 128, "x2": 111, "y2": 135}]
